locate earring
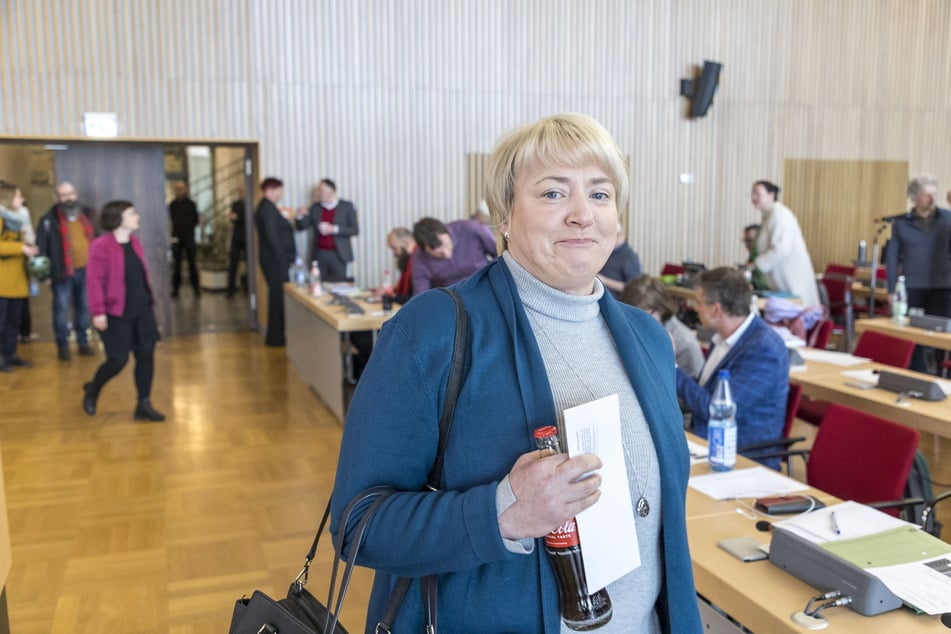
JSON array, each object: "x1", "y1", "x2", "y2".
[{"x1": 503, "y1": 232, "x2": 510, "y2": 242}]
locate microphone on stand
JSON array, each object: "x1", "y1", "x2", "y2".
[{"x1": 874, "y1": 213, "x2": 907, "y2": 223}]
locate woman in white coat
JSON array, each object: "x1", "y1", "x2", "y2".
[{"x1": 748, "y1": 180, "x2": 819, "y2": 306}]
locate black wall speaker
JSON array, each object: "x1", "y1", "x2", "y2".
[{"x1": 680, "y1": 60, "x2": 723, "y2": 118}]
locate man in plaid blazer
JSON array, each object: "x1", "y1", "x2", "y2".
[{"x1": 676, "y1": 267, "x2": 789, "y2": 469}]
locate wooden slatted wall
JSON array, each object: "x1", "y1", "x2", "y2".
[{"x1": 2, "y1": 1, "x2": 951, "y2": 285}]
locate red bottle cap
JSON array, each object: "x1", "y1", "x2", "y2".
[{"x1": 533, "y1": 425, "x2": 558, "y2": 439}]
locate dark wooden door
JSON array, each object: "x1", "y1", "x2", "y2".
[{"x1": 54, "y1": 143, "x2": 171, "y2": 336}]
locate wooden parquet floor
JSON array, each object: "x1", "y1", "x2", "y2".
[
  {"x1": 0, "y1": 332, "x2": 948, "y2": 633},
  {"x1": 0, "y1": 332, "x2": 373, "y2": 633}
]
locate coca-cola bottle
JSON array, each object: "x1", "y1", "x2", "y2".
[{"x1": 534, "y1": 426, "x2": 612, "y2": 631}]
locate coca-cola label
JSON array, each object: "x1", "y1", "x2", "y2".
[{"x1": 545, "y1": 518, "x2": 580, "y2": 548}]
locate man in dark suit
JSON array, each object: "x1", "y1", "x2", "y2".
[
  {"x1": 168, "y1": 180, "x2": 200, "y2": 298},
  {"x1": 676, "y1": 267, "x2": 789, "y2": 469},
  {"x1": 226, "y1": 185, "x2": 248, "y2": 298},
  {"x1": 295, "y1": 178, "x2": 358, "y2": 281},
  {"x1": 254, "y1": 177, "x2": 296, "y2": 347}
]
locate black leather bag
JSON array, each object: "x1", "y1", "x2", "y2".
[
  {"x1": 230, "y1": 584, "x2": 345, "y2": 634},
  {"x1": 230, "y1": 488, "x2": 395, "y2": 634}
]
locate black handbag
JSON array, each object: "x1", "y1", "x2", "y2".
[
  {"x1": 230, "y1": 288, "x2": 469, "y2": 634},
  {"x1": 230, "y1": 487, "x2": 396, "y2": 634}
]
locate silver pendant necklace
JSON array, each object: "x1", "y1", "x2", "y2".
[{"x1": 529, "y1": 314, "x2": 652, "y2": 518}]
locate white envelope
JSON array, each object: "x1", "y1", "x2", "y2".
[{"x1": 563, "y1": 394, "x2": 640, "y2": 592}]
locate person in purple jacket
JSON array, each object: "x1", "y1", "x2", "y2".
[
  {"x1": 82, "y1": 200, "x2": 165, "y2": 422},
  {"x1": 409, "y1": 217, "x2": 497, "y2": 295}
]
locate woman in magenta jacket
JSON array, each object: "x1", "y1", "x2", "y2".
[{"x1": 83, "y1": 200, "x2": 164, "y2": 421}]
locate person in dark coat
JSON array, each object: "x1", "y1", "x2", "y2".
[
  {"x1": 254, "y1": 177, "x2": 296, "y2": 347},
  {"x1": 884, "y1": 175, "x2": 951, "y2": 373},
  {"x1": 226, "y1": 185, "x2": 248, "y2": 298},
  {"x1": 168, "y1": 180, "x2": 200, "y2": 298},
  {"x1": 36, "y1": 181, "x2": 97, "y2": 360}
]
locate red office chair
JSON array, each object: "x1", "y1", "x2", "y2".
[
  {"x1": 851, "y1": 329, "x2": 916, "y2": 368},
  {"x1": 824, "y1": 263, "x2": 857, "y2": 277},
  {"x1": 806, "y1": 318, "x2": 833, "y2": 350},
  {"x1": 796, "y1": 330, "x2": 915, "y2": 425},
  {"x1": 739, "y1": 383, "x2": 805, "y2": 474},
  {"x1": 817, "y1": 264, "x2": 856, "y2": 349},
  {"x1": 804, "y1": 405, "x2": 919, "y2": 516},
  {"x1": 660, "y1": 263, "x2": 685, "y2": 276}
]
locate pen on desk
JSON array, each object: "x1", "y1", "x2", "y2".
[{"x1": 830, "y1": 511, "x2": 841, "y2": 536}]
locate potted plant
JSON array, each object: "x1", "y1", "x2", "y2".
[{"x1": 198, "y1": 209, "x2": 231, "y2": 291}]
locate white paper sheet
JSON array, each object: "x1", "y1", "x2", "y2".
[
  {"x1": 871, "y1": 555, "x2": 951, "y2": 614},
  {"x1": 795, "y1": 348, "x2": 872, "y2": 366},
  {"x1": 840, "y1": 368, "x2": 879, "y2": 385},
  {"x1": 685, "y1": 439, "x2": 708, "y2": 465},
  {"x1": 687, "y1": 466, "x2": 808, "y2": 500},
  {"x1": 773, "y1": 500, "x2": 907, "y2": 543},
  {"x1": 563, "y1": 394, "x2": 640, "y2": 592}
]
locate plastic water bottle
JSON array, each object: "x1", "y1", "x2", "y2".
[
  {"x1": 309, "y1": 260, "x2": 323, "y2": 296},
  {"x1": 380, "y1": 268, "x2": 393, "y2": 296},
  {"x1": 708, "y1": 369, "x2": 737, "y2": 472},
  {"x1": 289, "y1": 256, "x2": 306, "y2": 287},
  {"x1": 891, "y1": 275, "x2": 908, "y2": 323}
]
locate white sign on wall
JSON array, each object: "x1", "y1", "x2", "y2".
[{"x1": 83, "y1": 112, "x2": 119, "y2": 138}]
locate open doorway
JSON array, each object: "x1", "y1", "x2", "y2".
[
  {"x1": 0, "y1": 138, "x2": 258, "y2": 345},
  {"x1": 163, "y1": 144, "x2": 255, "y2": 335}
]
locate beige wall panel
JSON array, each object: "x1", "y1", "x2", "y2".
[
  {"x1": 783, "y1": 159, "x2": 908, "y2": 273},
  {"x1": 3, "y1": 0, "x2": 951, "y2": 285}
]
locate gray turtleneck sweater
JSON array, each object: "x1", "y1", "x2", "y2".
[{"x1": 497, "y1": 252, "x2": 662, "y2": 634}]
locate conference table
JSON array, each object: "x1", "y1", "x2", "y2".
[
  {"x1": 687, "y1": 454, "x2": 946, "y2": 632},
  {"x1": 855, "y1": 317, "x2": 951, "y2": 351},
  {"x1": 788, "y1": 358, "x2": 951, "y2": 439},
  {"x1": 284, "y1": 284, "x2": 398, "y2": 422}
]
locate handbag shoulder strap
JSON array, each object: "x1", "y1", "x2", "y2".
[
  {"x1": 297, "y1": 485, "x2": 393, "y2": 589},
  {"x1": 377, "y1": 287, "x2": 469, "y2": 633},
  {"x1": 303, "y1": 287, "x2": 469, "y2": 564},
  {"x1": 325, "y1": 487, "x2": 399, "y2": 633},
  {"x1": 426, "y1": 287, "x2": 469, "y2": 491}
]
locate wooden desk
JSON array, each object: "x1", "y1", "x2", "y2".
[
  {"x1": 284, "y1": 284, "x2": 398, "y2": 421},
  {"x1": 688, "y1": 511, "x2": 945, "y2": 632},
  {"x1": 850, "y1": 282, "x2": 890, "y2": 303},
  {"x1": 855, "y1": 317, "x2": 951, "y2": 351},
  {"x1": 685, "y1": 447, "x2": 945, "y2": 631},
  {"x1": 789, "y1": 361, "x2": 951, "y2": 438}
]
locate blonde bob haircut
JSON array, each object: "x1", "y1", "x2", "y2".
[{"x1": 484, "y1": 113, "x2": 629, "y2": 238}]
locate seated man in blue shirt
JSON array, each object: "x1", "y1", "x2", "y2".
[
  {"x1": 597, "y1": 222, "x2": 641, "y2": 298},
  {"x1": 676, "y1": 267, "x2": 789, "y2": 469}
]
